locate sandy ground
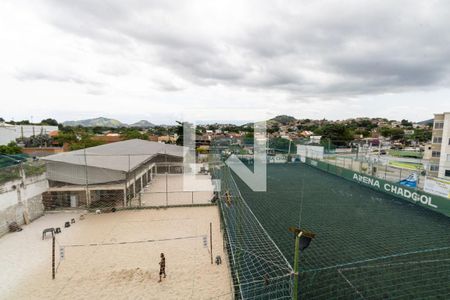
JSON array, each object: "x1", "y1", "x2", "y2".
[
  {"x1": 0, "y1": 207, "x2": 232, "y2": 300},
  {"x1": 136, "y1": 174, "x2": 216, "y2": 207}
]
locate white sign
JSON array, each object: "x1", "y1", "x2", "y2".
[
  {"x1": 424, "y1": 177, "x2": 450, "y2": 199},
  {"x1": 297, "y1": 145, "x2": 324, "y2": 160}
]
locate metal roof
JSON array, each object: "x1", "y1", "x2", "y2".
[{"x1": 42, "y1": 139, "x2": 187, "y2": 172}]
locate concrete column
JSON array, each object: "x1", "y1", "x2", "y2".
[{"x1": 123, "y1": 187, "x2": 127, "y2": 207}]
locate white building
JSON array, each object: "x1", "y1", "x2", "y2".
[
  {"x1": 42, "y1": 139, "x2": 187, "y2": 209},
  {"x1": 0, "y1": 123, "x2": 58, "y2": 145},
  {"x1": 428, "y1": 112, "x2": 450, "y2": 178}
]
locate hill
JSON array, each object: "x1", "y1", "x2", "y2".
[
  {"x1": 63, "y1": 117, "x2": 126, "y2": 128},
  {"x1": 129, "y1": 120, "x2": 155, "y2": 128},
  {"x1": 268, "y1": 115, "x2": 297, "y2": 125},
  {"x1": 418, "y1": 119, "x2": 433, "y2": 125}
]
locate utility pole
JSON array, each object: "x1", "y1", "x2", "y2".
[
  {"x1": 289, "y1": 227, "x2": 316, "y2": 300},
  {"x1": 83, "y1": 148, "x2": 90, "y2": 207},
  {"x1": 52, "y1": 235, "x2": 56, "y2": 280},
  {"x1": 165, "y1": 148, "x2": 168, "y2": 206},
  {"x1": 293, "y1": 231, "x2": 301, "y2": 300},
  {"x1": 288, "y1": 139, "x2": 292, "y2": 161}
]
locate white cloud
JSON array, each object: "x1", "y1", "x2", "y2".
[{"x1": 1, "y1": 0, "x2": 450, "y2": 123}]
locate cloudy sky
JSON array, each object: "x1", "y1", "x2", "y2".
[{"x1": 1, "y1": 0, "x2": 450, "y2": 124}]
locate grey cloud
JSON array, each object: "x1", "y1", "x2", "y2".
[
  {"x1": 38, "y1": 0, "x2": 450, "y2": 98},
  {"x1": 15, "y1": 70, "x2": 101, "y2": 86}
]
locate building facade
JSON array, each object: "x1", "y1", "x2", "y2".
[
  {"x1": 428, "y1": 113, "x2": 450, "y2": 178},
  {"x1": 41, "y1": 139, "x2": 187, "y2": 209}
]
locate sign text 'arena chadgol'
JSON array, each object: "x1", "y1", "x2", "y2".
[{"x1": 352, "y1": 173, "x2": 437, "y2": 209}]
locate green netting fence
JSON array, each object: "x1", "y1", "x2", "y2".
[
  {"x1": 231, "y1": 163, "x2": 450, "y2": 299},
  {"x1": 212, "y1": 165, "x2": 294, "y2": 299}
]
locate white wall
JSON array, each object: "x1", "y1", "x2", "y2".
[
  {"x1": 297, "y1": 145, "x2": 324, "y2": 160},
  {"x1": 0, "y1": 126, "x2": 17, "y2": 146},
  {"x1": 0, "y1": 124, "x2": 58, "y2": 145},
  {"x1": 0, "y1": 174, "x2": 48, "y2": 236}
]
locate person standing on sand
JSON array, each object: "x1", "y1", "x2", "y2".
[{"x1": 158, "y1": 253, "x2": 166, "y2": 282}]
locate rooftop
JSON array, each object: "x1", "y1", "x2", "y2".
[{"x1": 42, "y1": 139, "x2": 187, "y2": 172}]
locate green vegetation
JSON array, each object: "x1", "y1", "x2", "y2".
[
  {"x1": 40, "y1": 118, "x2": 58, "y2": 126},
  {"x1": 0, "y1": 142, "x2": 22, "y2": 155},
  {"x1": 23, "y1": 163, "x2": 46, "y2": 177},
  {"x1": 389, "y1": 150, "x2": 423, "y2": 158},
  {"x1": 314, "y1": 124, "x2": 354, "y2": 146},
  {"x1": 55, "y1": 129, "x2": 106, "y2": 150},
  {"x1": 0, "y1": 167, "x2": 21, "y2": 184},
  {"x1": 121, "y1": 128, "x2": 149, "y2": 140},
  {"x1": 380, "y1": 127, "x2": 405, "y2": 140},
  {"x1": 388, "y1": 161, "x2": 424, "y2": 171}
]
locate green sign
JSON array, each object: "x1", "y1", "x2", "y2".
[{"x1": 305, "y1": 158, "x2": 450, "y2": 218}]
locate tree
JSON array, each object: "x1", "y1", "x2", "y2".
[
  {"x1": 380, "y1": 127, "x2": 404, "y2": 140},
  {"x1": 411, "y1": 129, "x2": 432, "y2": 143},
  {"x1": 40, "y1": 118, "x2": 58, "y2": 126},
  {"x1": 0, "y1": 142, "x2": 22, "y2": 154},
  {"x1": 121, "y1": 129, "x2": 149, "y2": 141},
  {"x1": 314, "y1": 124, "x2": 353, "y2": 146},
  {"x1": 401, "y1": 119, "x2": 413, "y2": 128},
  {"x1": 0, "y1": 117, "x2": 4, "y2": 122},
  {"x1": 19, "y1": 134, "x2": 53, "y2": 147}
]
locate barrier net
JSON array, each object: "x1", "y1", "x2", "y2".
[
  {"x1": 212, "y1": 166, "x2": 294, "y2": 299},
  {"x1": 231, "y1": 163, "x2": 450, "y2": 299}
]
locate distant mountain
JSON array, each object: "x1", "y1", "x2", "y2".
[
  {"x1": 269, "y1": 115, "x2": 297, "y2": 125},
  {"x1": 129, "y1": 120, "x2": 155, "y2": 128},
  {"x1": 418, "y1": 119, "x2": 433, "y2": 125},
  {"x1": 63, "y1": 117, "x2": 126, "y2": 128}
]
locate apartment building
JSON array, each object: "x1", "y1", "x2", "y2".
[{"x1": 428, "y1": 113, "x2": 450, "y2": 178}]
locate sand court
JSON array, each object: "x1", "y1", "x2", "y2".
[
  {"x1": 0, "y1": 207, "x2": 232, "y2": 300},
  {"x1": 136, "y1": 174, "x2": 216, "y2": 207}
]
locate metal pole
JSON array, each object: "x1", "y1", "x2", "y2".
[
  {"x1": 52, "y1": 235, "x2": 55, "y2": 280},
  {"x1": 83, "y1": 148, "x2": 89, "y2": 207},
  {"x1": 165, "y1": 172, "x2": 168, "y2": 206},
  {"x1": 288, "y1": 140, "x2": 291, "y2": 161},
  {"x1": 210, "y1": 222, "x2": 213, "y2": 264},
  {"x1": 293, "y1": 232, "x2": 302, "y2": 300},
  {"x1": 165, "y1": 149, "x2": 168, "y2": 206}
]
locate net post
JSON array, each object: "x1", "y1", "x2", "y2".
[
  {"x1": 293, "y1": 232, "x2": 302, "y2": 300},
  {"x1": 52, "y1": 234, "x2": 56, "y2": 280},
  {"x1": 210, "y1": 222, "x2": 213, "y2": 264}
]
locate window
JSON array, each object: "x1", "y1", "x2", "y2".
[
  {"x1": 434, "y1": 122, "x2": 444, "y2": 129},
  {"x1": 432, "y1": 151, "x2": 441, "y2": 158},
  {"x1": 430, "y1": 165, "x2": 439, "y2": 172},
  {"x1": 448, "y1": 154, "x2": 450, "y2": 162},
  {"x1": 433, "y1": 137, "x2": 443, "y2": 144},
  {"x1": 448, "y1": 138, "x2": 450, "y2": 145},
  {"x1": 445, "y1": 170, "x2": 450, "y2": 177}
]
